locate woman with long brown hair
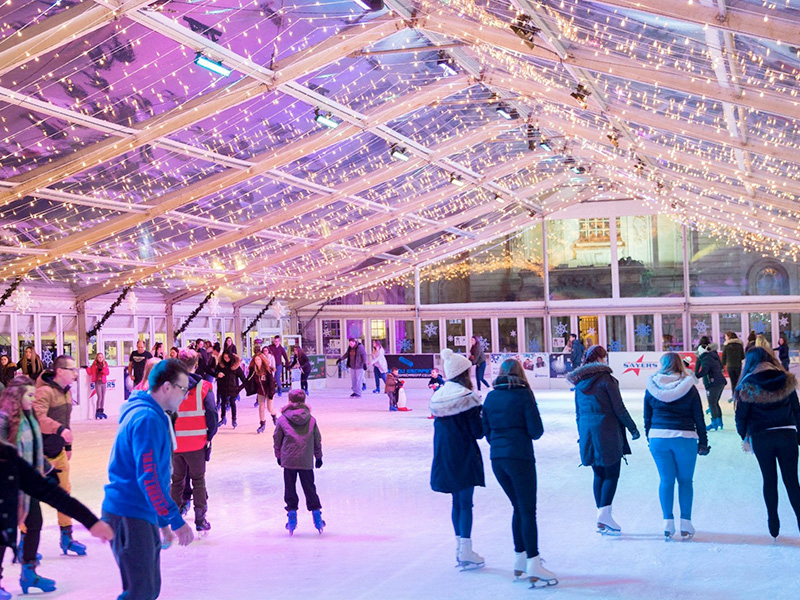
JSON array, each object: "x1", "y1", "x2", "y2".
[
  {"x1": 248, "y1": 354, "x2": 276, "y2": 433},
  {"x1": 18, "y1": 347, "x2": 43, "y2": 382}
]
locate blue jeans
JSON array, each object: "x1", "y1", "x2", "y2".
[
  {"x1": 451, "y1": 487, "x2": 474, "y2": 538},
  {"x1": 275, "y1": 363, "x2": 283, "y2": 395},
  {"x1": 649, "y1": 437, "x2": 698, "y2": 519},
  {"x1": 373, "y1": 367, "x2": 386, "y2": 391},
  {"x1": 475, "y1": 362, "x2": 489, "y2": 390}
]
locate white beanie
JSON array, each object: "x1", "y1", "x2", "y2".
[{"x1": 440, "y1": 348, "x2": 472, "y2": 380}]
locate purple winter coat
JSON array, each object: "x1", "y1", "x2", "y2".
[{"x1": 273, "y1": 401, "x2": 322, "y2": 470}]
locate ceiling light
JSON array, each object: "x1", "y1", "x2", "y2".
[
  {"x1": 437, "y1": 51, "x2": 458, "y2": 76},
  {"x1": 496, "y1": 105, "x2": 513, "y2": 120},
  {"x1": 314, "y1": 109, "x2": 340, "y2": 129},
  {"x1": 449, "y1": 174, "x2": 465, "y2": 187},
  {"x1": 539, "y1": 139, "x2": 552, "y2": 152},
  {"x1": 570, "y1": 165, "x2": 585, "y2": 174},
  {"x1": 570, "y1": 83, "x2": 591, "y2": 109},
  {"x1": 194, "y1": 53, "x2": 232, "y2": 77},
  {"x1": 390, "y1": 146, "x2": 410, "y2": 161}
]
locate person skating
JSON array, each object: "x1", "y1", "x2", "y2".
[
  {"x1": 369, "y1": 340, "x2": 388, "y2": 393},
  {"x1": 215, "y1": 350, "x2": 246, "y2": 428},
  {"x1": 694, "y1": 336, "x2": 727, "y2": 431},
  {"x1": 775, "y1": 335, "x2": 790, "y2": 371},
  {"x1": 337, "y1": 338, "x2": 367, "y2": 398},
  {"x1": 86, "y1": 352, "x2": 110, "y2": 419},
  {"x1": 567, "y1": 345, "x2": 640, "y2": 536},
  {"x1": 429, "y1": 348, "x2": 485, "y2": 570},
  {"x1": 482, "y1": 358, "x2": 557, "y2": 588},
  {"x1": 248, "y1": 354, "x2": 277, "y2": 433},
  {"x1": 273, "y1": 390, "x2": 325, "y2": 535},
  {"x1": 289, "y1": 346, "x2": 313, "y2": 396},
  {"x1": 469, "y1": 336, "x2": 490, "y2": 391},
  {"x1": 722, "y1": 332, "x2": 745, "y2": 404},
  {"x1": 644, "y1": 353, "x2": 710, "y2": 540},
  {"x1": 385, "y1": 367, "x2": 401, "y2": 412},
  {"x1": 266, "y1": 336, "x2": 290, "y2": 397}
]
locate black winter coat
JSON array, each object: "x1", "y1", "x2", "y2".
[
  {"x1": 722, "y1": 339, "x2": 745, "y2": 369},
  {"x1": 216, "y1": 356, "x2": 246, "y2": 398},
  {"x1": 482, "y1": 375, "x2": 543, "y2": 462},
  {"x1": 430, "y1": 406, "x2": 485, "y2": 493},
  {"x1": 0, "y1": 442, "x2": 98, "y2": 549},
  {"x1": 735, "y1": 367, "x2": 800, "y2": 440},
  {"x1": 568, "y1": 363, "x2": 639, "y2": 467},
  {"x1": 289, "y1": 349, "x2": 312, "y2": 375},
  {"x1": 695, "y1": 347, "x2": 726, "y2": 390}
]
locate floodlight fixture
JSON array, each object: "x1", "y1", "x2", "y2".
[
  {"x1": 510, "y1": 14, "x2": 540, "y2": 47},
  {"x1": 449, "y1": 173, "x2": 465, "y2": 187},
  {"x1": 496, "y1": 105, "x2": 513, "y2": 120},
  {"x1": 390, "y1": 146, "x2": 410, "y2": 161},
  {"x1": 570, "y1": 165, "x2": 586, "y2": 174},
  {"x1": 437, "y1": 51, "x2": 458, "y2": 76},
  {"x1": 539, "y1": 139, "x2": 552, "y2": 152},
  {"x1": 314, "y1": 109, "x2": 340, "y2": 129},
  {"x1": 194, "y1": 53, "x2": 232, "y2": 77},
  {"x1": 570, "y1": 83, "x2": 591, "y2": 109}
]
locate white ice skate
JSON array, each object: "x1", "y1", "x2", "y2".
[
  {"x1": 526, "y1": 556, "x2": 558, "y2": 588},
  {"x1": 680, "y1": 518, "x2": 695, "y2": 540},
  {"x1": 664, "y1": 519, "x2": 675, "y2": 540},
  {"x1": 513, "y1": 551, "x2": 527, "y2": 580},
  {"x1": 596, "y1": 506, "x2": 621, "y2": 536},
  {"x1": 456, "y1": 538, "x2": 485, "y2": 571}
]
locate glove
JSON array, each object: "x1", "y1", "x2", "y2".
[
  {"x1": 276, "y1": 457, "x2": 281, "y2": 466},
  {"x1": 698, "y1": 445, "x2": 711, "y2": 456},
  {"x1": 44, "y1": 466, "x2": 62, "y2": 487},
  {"x1": 630, "y1": 430, "x2": 641, "y2": 441},
  {"x1": 315, "y1": 457, "x2": 323, "y2": 469}
]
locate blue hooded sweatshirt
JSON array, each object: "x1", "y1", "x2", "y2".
[{"x1": 102, "y1": 390, "x2": 185, "y2": 530}]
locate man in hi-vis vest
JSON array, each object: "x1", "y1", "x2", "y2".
[{"x1": 170, "y1": 349, "x2": 218, "y2": 534}]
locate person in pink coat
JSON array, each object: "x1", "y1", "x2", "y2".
[{"x1": 86, "y1": 353, "x2": 110, "y2": 419}]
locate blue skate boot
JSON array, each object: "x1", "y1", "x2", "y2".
[
  {"x1": 312, "y1": 509, "x2": 326, "y2": 534},
  {"x1": 59, "y1": 526, "x2": 87, "y2": 556},
  {"x1": 20, "y1": 564, "x2": 56, "y2": 594},
  {"x1": 286, "y1": 510, "x2": 298, "y2": 536}
]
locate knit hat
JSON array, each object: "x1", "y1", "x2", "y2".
[{"x1": 440, "y1": 348, "x2": 472, "y2": 380}]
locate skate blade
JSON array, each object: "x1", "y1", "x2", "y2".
[
  {"x1": 459, "y1": 562, "x2": 485, "y2": 571},
  {"x1": 597, "y1": 525, "x2": 621, "y2": 537},
  {"x1": 530, "y1": 577, "x2": 558, "y2": 589},
  {"x1": 680, "y1": 532, "x2": 694, "y2": 540},
  {"x1": 197, "y1": 530, "x2": 209, "y2": 539}
]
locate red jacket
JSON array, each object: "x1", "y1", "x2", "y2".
[{"x1": 86, "y1": 361, "x2": 109, "y2": 384}]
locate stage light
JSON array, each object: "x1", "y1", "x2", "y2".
[
  {"x1": 539, "y1": 139, "x2": 552, "y2": 152},
  {"x1": 390, "y1": 146, "x2": 410, "y2": 161},
  {"x1": 496, "y1": 105, "x2": 513, "y2": 120},
  {"x1": 449, "y1": 174, "x2": 465, "y2": 187},
  {"x1": 194, "y1": 54, "x2": 232, "y2": 77},
  {"x1": 437, "y1": 51, "x2": 458, "y2": 76},
  {"x1": 314, "y1": 110, "x2": 340, "y2": 129},
  {"x1": 570, "y1": 165, "x2": 585, "y2": 174}
]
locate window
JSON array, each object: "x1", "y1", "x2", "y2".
[
  {"x1": 547, "y1": 219, "x2": 612, "y2": 300},
  {"x1": 369, "y1": 319, "x2": 387, "y2": 344},
  {"x1": 322, "y1": 320, "x2": 341, "y2": 358},
  {"x1": 498, "y1": 318, "x2": 518, "y2": 353},
  {"x1": 749, "y1": 312, "x2": 772, "y2": 345},
  {"x1": 633, "y1": 315, "x2": 655, "y2": 352},
  {"x1": 395, "y1": 320, "x2": 415, "y2": 354},
  {"x1": 550, "y1": 316, "x2": 570, "y2": 352},
  {"x1": 719, "y1": 313, "x2": 742, "y2": 347},
  {"x1": 618, "y1": 215, "x2": 684, "y2": 298},
  {"x1": 524, "y1": 318, "x2": 545, "y2": 353},
  {"x1": 578, "y1": 217, "x2": 619, "y2": 242},
  {"x1": 445, "y1": 319, "x2": 466, "y2": 352},
  {"x1": 472, "y1": 319, "x2": 492, "y2": 354},
  {"x1": 606, "y1": 316, "x2": 626, "y2": 352},
  {"x1": 421, "y1": 320, "x2": 440, "y2": 353},
  {"x1": 662, "y1": 314, "x2": 684, "y2": 351}
]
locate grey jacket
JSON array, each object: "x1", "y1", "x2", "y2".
[{"x1": 273, "y1": 401, "x2": 322, "y2": 470}]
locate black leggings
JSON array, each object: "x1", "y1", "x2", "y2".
[
  {"x1": 751, "y1": 429, "x2": 800, "y2": 537},
  {"x1": 220, "y1": 396, "x2": 237, "y2": 421},
  {"x1": 592, "y1": 461, "x2": 621, "y2": 508},
  {"x1": 706, "y1": 385, "x2": 724, "y2": 419},
  {"x1": 727, "y1": 366, "x2": 741, "y2": 393},
  {"x1": 22, "y1": 498, "x2": 43, "y2": 564}
]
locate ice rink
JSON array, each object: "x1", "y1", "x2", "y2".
[{"x1": 7, "y1": 379, "x2": 800, "y2": 599}]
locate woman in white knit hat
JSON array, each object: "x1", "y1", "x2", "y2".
[{"x1": 429, "y1": 348, "x2": 485, "y2": 570}]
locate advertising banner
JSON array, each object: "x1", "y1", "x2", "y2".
[
  {"x1": 308, "y1": 355, "x2": 326, "y2": 380},
  {"x1": 607, "y1": 353, "x2": 663, "y2": 388},
  {"x1": 490, "y1": 353, "x2": 551, "y2": 388},
  {"x1": 76, "y1": 365, "x2": 127, "y2": 420},
  {"x1": 385, "y1": 354, "x2": 435, "y2": 378}
]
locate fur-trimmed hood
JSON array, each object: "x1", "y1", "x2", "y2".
[
  {"x1": 429, "y1": 381, "x2": 481, "y2": 417},
  {"x1": 491, "y1": 374, "x2": 529, "y2": 390},
  {"x1": 724, "y1": 338, "x2": 744, "y2": 348},
  {"x1": 566, "y1": 362, "x2": 612, "y2": 385},
  {"x1": 697, "y1": 343, "x2": 718, "y2": 355},
  {"x1": 737, "y1": 364, "x2": 797, "y2": 404},
  {"x1": 646, "y1": 373, "x2": 697, "y2": 403}
]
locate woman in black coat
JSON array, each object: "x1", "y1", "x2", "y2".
[
  {"x1": 694, "y1": 337, "x2": 727, "y2": 431},
  {"x1": 567, "y1": 345, "x2": 640, "y2": 535},
  {"x1": 429, "y1": 349, "x2": 485, "y2": 571},
  {"x1": 482, "y1": 359, "x2": 556, "y2": 588},
  {"x1": 775, "y1": 336, "x2": 790, "y2": 371},
  {"x1": 735, "y1": 347, "x2": 800, "y2": 539},
  {"x1": 289, "y1": 347, "x2": 312, "y2": 395},
  {"x1": 469, "y1": 336, "x2": 490, "y2": 391},
  {"x1": 215, "y1": 351, "x2": 246, "y2": 428}
]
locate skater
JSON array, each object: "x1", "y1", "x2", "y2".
[
  {"x1": 273, "y1": 390, "x2": 325, "y2": 535},
  {"x1": 775, "y1": 335, "x2": 790, "y2": 371},
  {"x1": 722, "y1": 332, "x2": 745, "y2": 403},
  {"x1": 694, "y1": 336, "x2": 726, "y2": 431},
  {"x1": 567, "y1": 345, "x2": 640, "y2": 535},
  {"x1": 289, "y1": 346, "x2": 313, "y2": 396},
  {"x1": 644, "y1": 353, "x2": 710, "y2": 540},
  {"x1": 103, "y1": 359, "x2": 195, "y2": 600},
  {"x1": 248, "y1": 354, "x2": 277, "y2": 433},
  {"x1": 86, "y1": 352, "x2": 109, "y2": 419},
  {"x1": 338, "y1": 338, "x2": 367, "y2": 398},
  {"x1": 568, "y1": 333, "x2": 585, "y2": 371},
  {"x1": 128, "y1": 339, "x2": 152, "y2": 388},
  {"x1": 171, "y1": 349, "x2": 218, "y2": 536},
  {"x1": 735, "y1": 347, "x2": 800, "y2": 539},
  {"x1": 0, "y1": 355, "x2": 17, "y2": 388},
  {"x1": 385, "y1": 367, "x2": 401, "y2": 412},
  {"x1": 134, "y1": 357, "x2": 161, "y2": 392},
  {"x1": 469, "y1": 336, "x2": 490, "y2": 391},
  {"x1": 215, "y1": 349, "x2": 246, "y2": 428},
  {"x1": 429, "y1": 348, "x2": 485, "y2": 570},
  {"x1": 369, "y1": 340, "x2": 388, "y2": 393},
  {"x1": 0, "y1": 432, "x2": 113, "y2": 598},
  {"x1": 482, "y1": 358, "x2": 557, "y2": 588},
  {"x1": 266, "y1": 336, "x2": 289, "y2": 397},
  {"x1": 428, "y1": 368, "x2": 445, "y2": 392}
]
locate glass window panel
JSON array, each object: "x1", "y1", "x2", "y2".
[
  {"x1": 39, "y1": 315, "x2": 57, "y2": 368},
  {"x1": 779, "y1": 313, "x2": 800, "y2": 355},
  {"x1": 299, "y1": 320, "x2": 318, "y2": 354},
  {"x1": 103, "y1": 340, "x2": 119, "y2": 366},
  {"x1": 498, "y1": 318, "x2": 518, "y2": 353},
  {"x1": 345, "y1": 319, "x2": 364, "y2": 343},
  {"x1": 578, "y1": 315, "x2": 598, "y2": 348},
  {"x1": 0, "y1": 314, "x2": 10, "y2": 359},
  {"x1": 395, "y1": 320, "x2": 415, "y2": 354},
  {"x1": 688, "y1": 229, "x2": 800, "y2": 296},
  {"x1": 719, "y1": 313, "x2": 743, "y2": 347},
  {"x1": 547, "y1": 218, "x2": 612, "y2": 300},
  {"x1": 472, "y1": 319, "x2": 492, "y2": 354},
  {"x1": 445, "y1": 319, "x2": 466, "y2": 352},
  {"x1": 618, "y1": 215, "x2": 684, "y2": 298},
  {"x1": 369, "y1": 319, "x2": 388, "y2": 347},
  {"x1": 662, "y1": 314, "x2": 684, "y2": 351},
  {"x1": 749, "y1": 312, "x2": 772, "y2": 345},
  {"x1": 17, "y1": 314, "x2": 33, "y2": 357},
  {"x1": 550, "y1": 316, "x2": 570, "y2": 352},
  {"x1": 322, "y1": 320, "x2": 342, "y2": 358},
  {"x1": 633, "y1": 315, "x2": 655, "y2": 352},
  {"x1": 690, "y1": 313, "x2": 712, "y2": 349},
  {"x1": 606, "y1": 316, "x2": 626, "y2": 352},
  {"x1": 421, "y1": 320, "x2": 440, "y2": 353},
  {"x1": 524, "y1": 317, "x2": 545, "y2": 353},
  {"x1": 61, "y1": 316, "x2": 77, "y2": 359}
]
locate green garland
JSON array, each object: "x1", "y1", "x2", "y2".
[
  {"x1": 0, "y1": 277, "x2": 23, "y2": 308},
  {"x1": 175, "y1": 290, "x2": 216, "y2": 337},
  {"x1": 87, "y1": 286, "x2": 131, "y2": 338},
  {"x1": 242, "y1": 296, "x2": 276, "y2": 336}
]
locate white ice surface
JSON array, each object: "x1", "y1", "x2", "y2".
[{"x1": 7, "y1": 380, "x2": 800, "y2": 599}]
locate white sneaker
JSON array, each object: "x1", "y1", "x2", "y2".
[
  {"x1": 680, "y1": 519, "x2": 695, "y2": 540},
  {"x1": 664, "y1": 519, "x2": 675, "y2": 540},
  {"x1": 526, "y1": 556, "x2": 558, "y2": 588},
  {"x1": 456, "y1": 538, "x2": 485, "y2": 570},
  {"x1": 513, "y1": 551, "x2": 527, "y2": 579},
  {"x1": 597, "y1": 506, "x2": 621, "y2": 535}
]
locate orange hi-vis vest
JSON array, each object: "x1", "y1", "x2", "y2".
[{"x1": 175, "y1": 380, "x2": 213, "y2": 453}]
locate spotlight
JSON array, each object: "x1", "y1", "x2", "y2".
[
  {"x1": 496, "y1": 105, "x2": 514, "y2": 120},
  {"x1": 437, "y1": 51, "x2": 458, "y2": 76},
  {"x1": 607, "y1": 130, "x2": 620, "y2": 148},
  {"x1": 570, "y1": 83, "x2": 591, "y2": 109},
  {"x1": 390, "y1": 146, "x2": 410, "y2": 161},
  {"x1": 449, "y1": 174, "x2": 465, "y2": 187},
  {"x1": 526, "y1": 124, "x2": 540, "y2": 151},
  {"x1": 570, "y1": 165, "x2": 585, "y2": 174},
  {"x1": 510, "y1": 14, "x2": 540, "y2": 48},
  {"x1": 353, "y1": 0, "x2": 384, "y2": 10},
  {"x1": 194, "y1": 53, "x2": 232, "y2": 77},
  {"x1": 539, "y1": 139, "x2": 552, "y2": 152},
  {"x1": 314, "y1": 109, "x2": 340, "y2": 129}
]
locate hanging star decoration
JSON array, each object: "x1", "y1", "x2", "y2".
[
  {"x1": 42, "y1": 348, "x2": 54, "y2": 368},
  {"x1": 270, "y1": 301, "x2": 288, "y2": 319},
  {"x1": 779, "y1": 316, "x2": 789, "y2": 328},
  {"x1": 478, "y1": 336, "x2": 490, "y2": 352},
  {"x1": 586, "y1": 327, "x2": 597, "y2": 338},
  {"x1": 753, "y1": 320, "x2": 767, "y2": 335},
  {"x1": 208, "y1": 296, "x2": 221, "y2": 317},
  {"x1": 510, "y1": 330, "x2": 517, "y2": 337},
  {"x1": 399, "y1": 338, "x2": 413, "y2": 353},
  {"x1": 22, "y1": 329, "x2": 34, "y2": 345},
  {"x1": 609, "y1": 340, "x2": 623, "y2": 352},
  {"x1": 447, "y1": 335, "x2": 454, "y2": 342},
  {"x1": 529, "y1": 339, "x2": 541, "y2": 353}
]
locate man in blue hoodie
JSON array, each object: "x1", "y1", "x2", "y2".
[{"x1": 102, "y1": 359, "x2": 195, "y2": 600}]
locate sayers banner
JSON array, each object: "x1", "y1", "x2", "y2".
[{"x1": 608, "y1": 352, "x2": 662, "y2": 388}]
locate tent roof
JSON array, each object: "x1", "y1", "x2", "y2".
[{"x1": 0, "y1": 0, "x2": 798, "y2": 306}]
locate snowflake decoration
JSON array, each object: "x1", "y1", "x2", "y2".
[
  {"x1": 609, "y1": 339, "x2": 623, "y2": 352},
  {"x1": 89, "y1": 335, "x2": 97, "y2": 345},
  {"x1": 752, "y1": 320, "x2": 767, "y2": 335},
  {"x1": 322, "y1": 327, "x2": 331, "y2": 338},
  {"x1": 586, "y1": 327, "x2": 596, "y2": 338},
  {"x1": 634, "y1": 323, "x2": 652, "y2": 338},
  {"x1": 510, "y1": 330, "x2": 517, "y2": 337},
  {"x1": 213, "y1": 332, "x2": 220, "y2": 341},
  {"x1": 477, "y1": 336, "x2": 490, "y2": 352},
  {"x1": 779, "y1": 316, "x2": 789, "y2": 328},
  {"x1": 424, "y1": 322, "x2": 438, "y2": 338},
  {"x1": 12, "y1": 287, "x2": 32, "y2": 314},
  {"x1": 270, "y1": 301, "x2": 287, "y2": 319},
  {"x1": 447, "y1": 335, "x2": 454, "y2": 342},
  {"x1": 399, "y1": 338, "x2": 413, "y2": 352},
  {"x1": 126, "y1": 290, "x2": 138, "y2": 313},
  {"x1": 21, "y1": 329, "x2": 34, "y2": 345},
  {"x1": 0, "y1": 349, "x2": 6, "y2": 356},
  {"x1": 42, "y1": 348, "x2": 54, "y2": 367},
  {"x1": 528, "y1": 339, "x2": 541, "y2": 353},
  {"x1": 554, "y1": 322, "x2": 569, "y2": 337},
  {"x1": 208, "y1": 296, "x2": 221, "y2": 317},
  {"x1": 694, "y1": 320, "x2": 709, "y2": 336}
]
